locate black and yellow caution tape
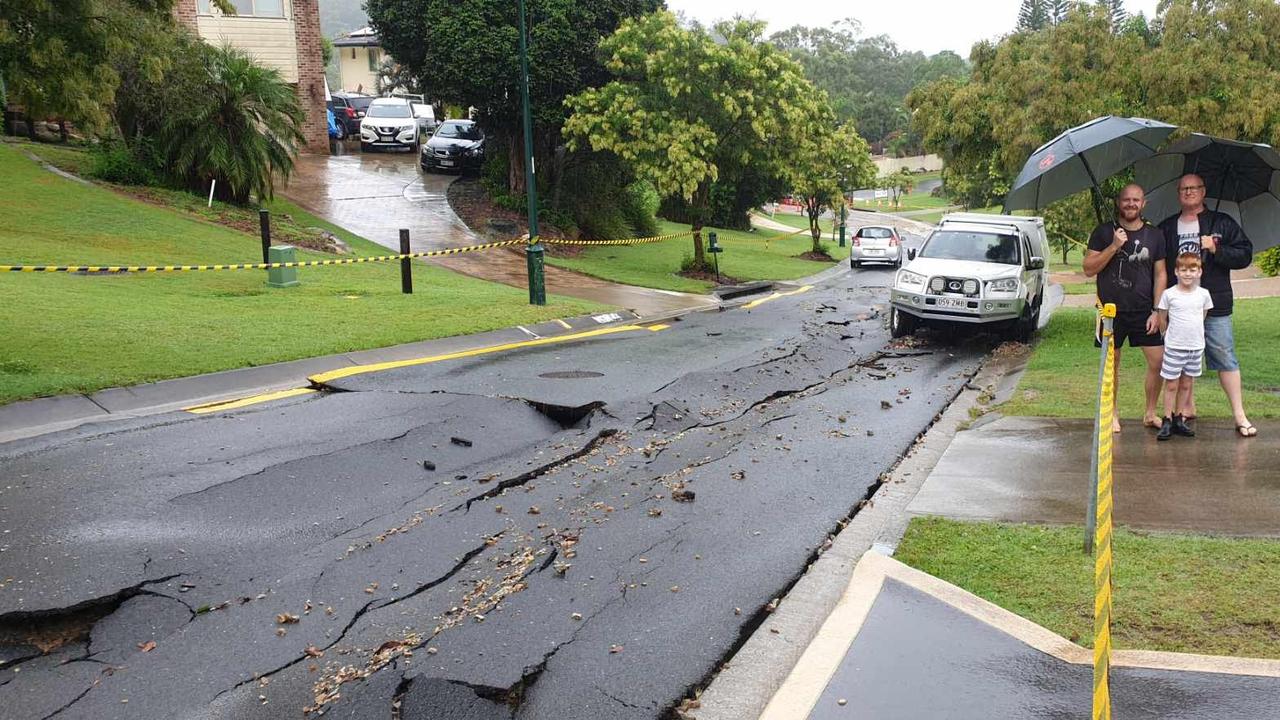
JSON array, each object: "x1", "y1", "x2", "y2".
[
  {"x1": 1, "y1": 232, "x2": 709, "y2": 274},
  {"x1": 1092, "y1": 302, "x2": 1118, "y2": 720},
  {"x1": 0, "y1": 238, "x2": 529, "y2": 274}
]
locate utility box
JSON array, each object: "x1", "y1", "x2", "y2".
[{"x1": 267, "y1": 245, "x2": 299, "y2": 288}]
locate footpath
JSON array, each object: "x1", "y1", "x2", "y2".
[{"x1": 692, "y1": 333, "x2": 1280, "y2": 719}]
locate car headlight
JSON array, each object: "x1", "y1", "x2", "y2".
[
  {"x1": 896, "y1": 270, "x2": 925, "y2": 288},
  {"x1": 987, "y1": 278, "x2": 1019, "y2": 293},
  {"x1": 962, "y1": 279, "x2": 979, "y2": 295},
  {"x1": 929, "y1": 276, "x2": 945, "y2": 293}
]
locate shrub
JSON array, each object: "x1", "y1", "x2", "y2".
[
  {"x1": 1258, "y1": 246, "x2": 1280, "y2": 277},
  {"x1": 620, "y1": 180, "x2": 660, "y2": 237},
  {"x1": 89, "y1": 142, "x2": 158, "y2": 186}
]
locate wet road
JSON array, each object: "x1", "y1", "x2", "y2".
[
  {"x1": 0, "y1": 271, "x2": 988, "y2": 719},
  {"x1": 283, "y1": 151, "x2": 716, "y2": 316}
]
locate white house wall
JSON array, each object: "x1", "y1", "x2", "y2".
[{"x1": 196, "y1": 14, "x2": 300, "y2": 83}]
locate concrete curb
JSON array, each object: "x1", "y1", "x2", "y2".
[{"x1": 689, "y1": 348, "x2": 1021, "y2": 719}]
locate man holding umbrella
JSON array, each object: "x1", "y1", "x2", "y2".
[
  {"x1": 1157, "y1": 173, "x2": 1255, "y2": 437},
  {"x1": 1083, "y1": 184, "x2": 1167, "y2": 432}
]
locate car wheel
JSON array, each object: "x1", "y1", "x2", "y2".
[
  {"x1": 335, "y1": 124, "x2": 346, "y2": 141},
  {"x1": 851, "y1": 258, "x2": 860, "y2": 268},
  {"x1": 1008, "y1": 301, "x2": 1037, "y2": 343},
  {"x1": 890, "y1": 306, "x2": 918, "y2": 339}
]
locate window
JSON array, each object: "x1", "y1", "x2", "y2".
[
  {"x1": 920, "y1": 231, "x2": 1021, "y2": 265},
  {"x1": 227, "y1": 0, "x2": 284, "y2": 17},
  {"x1": 367, "y1": 48, "x2": 381, "y2": 72},
  {"x1": 196, "y1": 0, "x2": 211, "y2": 13}
]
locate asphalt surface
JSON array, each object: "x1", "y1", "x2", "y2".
[{"x1": 0, "y1": 269, "x2": 989, "y2": 719}]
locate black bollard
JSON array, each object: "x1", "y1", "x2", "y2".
[{"x1": 400, "y1": 229, "x2": 413, "y2": 294}]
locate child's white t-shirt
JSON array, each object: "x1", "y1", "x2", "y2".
[{"x1": 1158, "y1": 286, "x2": 1213, "y2": 350}]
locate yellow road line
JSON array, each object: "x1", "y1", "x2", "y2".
[
  {"x1": 554, "y1": 318, "x2": 573, "y2": 329},
  {"x1": 184, "y1": 387, "x2": 316, "y2": 414},
  {"x1": 742, "y1": 285, "x2": 814, "y2": 310},
  {"x1": 646, "y1": 323, "x2": 671, "y2": 331},
  {"x1": 308, "y1": 324, "x2": 665, "y2": 385}
]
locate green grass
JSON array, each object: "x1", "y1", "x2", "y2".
[
  {"x1": 1062, "y1": 280, "x2": 1096, "y2": 295},
  {"x1": 755, "y1": 212, "x2": 836, "y2": 234},
  {"x1": 4, "y1": 139, "x2": 95, "y2": 176},
  {"x1": 1001, "y1": 299, "x2": 1280, "y2": 418},
  {"x1": 896, "y1": 517, "x2": 1280, "y2": 658},
  {"x1": 544, "y1": 219, "x2": 838, "y2": 293},
  {"x1": 0, "y1": 143, "x2": 606, "y2": 404}
]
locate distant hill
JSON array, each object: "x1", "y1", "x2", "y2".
[{"x1": 319, "y1": 0, "x2": 368, "y2": 38}]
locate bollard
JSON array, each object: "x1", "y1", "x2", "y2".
[
  {"x1": 266, "y1": 245, "x2": 299, "y2": 288},
  {"x1": 399, "y1": 229, "x2": 413, "y2": 294},
  {"x1": 259, "y1": 209, "x2": 271, "y2": 264},
  {"x1": 526, "y1": 239, "x2": 546, "y2": 305},
  {"x1": 839, "y1": 204, "x2": 847, "y2": 248}
]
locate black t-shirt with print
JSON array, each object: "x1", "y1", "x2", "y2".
[{"x1": 1087, "y1": 222, "x2": 1166, "y2": 311}]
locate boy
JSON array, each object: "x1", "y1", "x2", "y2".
[{"x1": 1155, "y1": 252, "x2": 1214, "y2": 441}]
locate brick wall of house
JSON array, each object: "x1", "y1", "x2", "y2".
[
  {"x1": 291, "y1": 0, "x2": 329, "y2": 154},
  {"x1": 172, "y1": 0, "x2": 198, "y2": 30}
]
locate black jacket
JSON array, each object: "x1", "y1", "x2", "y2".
[{"x1": 1157, "y1": 209, "x2": 1252, "y2": 316}]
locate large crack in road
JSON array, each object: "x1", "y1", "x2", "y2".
[{"x1": 0, "y1": 282, "x2": 989, "y2": 718}]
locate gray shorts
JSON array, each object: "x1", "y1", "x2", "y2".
[{"x1": 1161, "y1": 347, "x2": 1204, "y2": 380}]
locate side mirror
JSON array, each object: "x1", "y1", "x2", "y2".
[
  {"x1": 907, "y1": 248, "x2": 917, "y2": 261},
  {"x1": 1029, "y1": 256, "x2": 1045, "y2": 270}
]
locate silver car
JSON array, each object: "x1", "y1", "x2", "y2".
[{"x1": 850, "y1": 225, "x2": 902, "y2": 268}]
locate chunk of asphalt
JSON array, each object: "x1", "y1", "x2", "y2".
[{"x1": 451, "y1": 437, "x2": 473, "y2": 448}]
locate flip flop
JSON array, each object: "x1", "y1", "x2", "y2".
[
  {"x1": 1237, "y1": 424, "x2": 1258, "y2": 438},
  {"x1": 1143, "y1": 418, "x2": 1162, "y2": 429}
]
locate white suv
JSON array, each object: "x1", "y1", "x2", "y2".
[
  {"x1": 889, "y1": 213, "x2": 1049, "y2": 341},
  {"x1": 359, "y1": 98, "x2": 419, "y2": 152}
]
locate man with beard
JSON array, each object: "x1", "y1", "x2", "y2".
[
  {"x1": 1156, "y1": 173, "x2": 1256, "y2": 437},
  {"x1": 1084, "y1": 184, "x2": 1167, "y2": 432}
]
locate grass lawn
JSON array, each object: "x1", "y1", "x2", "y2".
[
  {"x1": 544, "y1": 219, "x2": 838, "y2": 293},
  {"x1": 1062, "y1": 280, "x2": 1096, "y2": 295},
  {"x1": 755, "y1": 212, "x2": 836, "y2": 234},
  {"x1": 896, "y1": 517, "x2": 1280, "y2": 658},
  {"x1": 0, "y1": 143, "x2": 606, "y2": 404},
  {"x1": 1000, "y1": 299, "x2": 1280, "y2": 419}
]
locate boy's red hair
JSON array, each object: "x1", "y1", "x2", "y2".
[{"x1": 1175, "y1": 251, "x2": 1202, "y2": 270}]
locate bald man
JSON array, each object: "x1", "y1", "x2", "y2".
[
  {"x1": 1084, "y1": 183, "x2": 1167, "y2": 432},
  {"x1": 1156, "y1": 173, "x2": 1256, "y2": 437}
]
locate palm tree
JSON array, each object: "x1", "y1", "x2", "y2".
[{"x1": 162, "y1": 45, "x2": 304, "y2": 204}]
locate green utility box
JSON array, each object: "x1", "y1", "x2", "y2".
[{"x1": 267, "y1": 245, "x2": 299, "y2": 288}]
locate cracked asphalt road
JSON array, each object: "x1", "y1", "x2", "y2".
[{"x1": 0, "y1": 269, "x2": 988, "y2": 719}]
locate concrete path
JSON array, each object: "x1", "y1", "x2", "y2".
[
  {"x1": 282, "y1": 151, "x2": 717, "y2": 316},
  {"x1": 759, "y1": 552, "x2": 1280, "y2": 720},
  {"x1": 909, "y1": 415, "x2": 1280, "y2": 536}
]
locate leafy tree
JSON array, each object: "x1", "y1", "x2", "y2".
[
  {"x1": 566, "y1": 13, "x2": 833, "y2": 269},
  {"x1": 366, "y1": 0, "x2": 660, "y2": 195},
  {"x1": 1098, "y1": 0, "x2": 1127, "y2": 28},
  {"x1": 375, "y1": 57, "x2": 422, "y2": 97},
  {"x1": 877, "y1": 169, "x2": 917, "y2": 208},
  {"x1": 1047, "y1": 0, "x2": 1073, "y2": 24},
  {"x1": 157, "y1": 45, "x2": 304, "y2": 203},
  {"x1": 791, "y1": 124, "x2": 876, "y2": 252}
]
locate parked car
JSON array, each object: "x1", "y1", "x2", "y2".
[
  {"x1": 889, "y1": 213, "x2": 1049, "y2": 341},
  {"x1": 359, "y1": 97, "x2": 419, "y2": 152},
  {"x1": 850, "y1": 225, "x2": 902, "y2": 268},
  {"x1": 420, "y1": 120, "x2": 485, "y2": 172},
  {"x1": 329, "y1": 92, "x2": 373, "y2": 137},
  {"x1": 411, "y1": 103, "x2": 438, "y2": 136}
]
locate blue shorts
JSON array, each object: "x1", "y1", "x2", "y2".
[{"x1": 1204, "y1": 314, "x2": 1240, "y2": 372}]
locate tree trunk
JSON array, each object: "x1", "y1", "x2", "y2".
[
  {"x1": 805, "y1": 196, "x2": 822, "y2": 253},
  {"x1": 507, "y1": 128, "x2": 525, "y2": 195},
  {"x1": 690, "y1": 182, "x2": 710, "y2": 269}
]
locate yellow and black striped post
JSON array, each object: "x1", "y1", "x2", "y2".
[{"x1": 1089, "y1": 302, "x2": 1117, "y2": 720}]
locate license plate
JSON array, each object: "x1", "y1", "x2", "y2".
[
  {"x1": 865, "y1": 249, "x2": 882, "y2": 255},
  {"x1": 440, "y1": 160, "x2": 454, "y2": 166},
  {"x1": 936, "y1": 297, "x2": 968, "y2": 309}
]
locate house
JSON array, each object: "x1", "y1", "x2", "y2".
[
  {"x1": 172, "y1": 0, "x2": 328, "y2": 153},
  {"x1": 333, "y1": 27, "x2": 386, "y2": 94}
]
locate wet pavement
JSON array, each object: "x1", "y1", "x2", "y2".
[
  {"x1": 908, "y1": 415, "x2": 1280, "y2": 536},
  {"x1": 807, "y1": 575, "x2": 1280, "y2": 720},
  {"x1": 0, "y1": 276, "x2": 991, "y2": 719},
  {"x1": 283, "y1": 151, "x2": 717, "y2": 316}
]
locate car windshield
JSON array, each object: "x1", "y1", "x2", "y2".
[
  {"x1": 920, "y1": 230, "x2": 1020, "y2": 265},
  {"x1": 860, "y1": 227, "x2": 892, "y2": 239},
  {"x1": 367, "y1": 103, "x2": 411, "y2": 118},
  {"x1": 435, "y1": 122, "x2": 482, "y2": 140}
]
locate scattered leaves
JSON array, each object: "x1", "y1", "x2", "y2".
[{"x1": 137, "y1": 640, "x2": 157, "y2": 653}]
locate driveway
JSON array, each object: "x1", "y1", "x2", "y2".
[{"x1": 283, "y1": 150, "x2": 716, "y2": 316}]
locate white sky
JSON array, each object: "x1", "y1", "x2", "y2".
[{"x1": 665, "y1": 0, "x2": 1162, "y2": 55}]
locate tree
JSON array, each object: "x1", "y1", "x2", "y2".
[
  {"x1": 878, "y1": 169, "x2": 917, "y2": 208},
  {"x1": 158, "y1": 45, "x2": 304, "y2": 203},
  {"x1": 374, "y1": 57, "x2": 422, "y2": 97},
  {"x1": 791, "y1": 124, "x2": 876, "y2": 252},
  {"x1": 366, "y1": 0, "x2": 660, "y2": 195},
  {"x1": 565, "y1": 13, "x2": 833, "y2": 269},
  {"x1": 1017, "y1": 0, "x2": 1050, "y2": 30},
  {"x1": 1097, "y1": 0, "x2": 1127, "y2": 28}
]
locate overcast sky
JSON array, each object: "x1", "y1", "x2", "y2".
[{"x1": 665, "y1": 0, "x2": 1162, "y2": 55}]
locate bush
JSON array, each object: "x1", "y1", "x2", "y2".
[
  {"x1": 1258, "y1": 246, "x2": 1280, "y2": 277},
  {"x1": 620, "y1": 180, "x2": 660, "y2": 237},
  {"x1": 89, "y1": 142, "x2": 158, "y2": 186}
]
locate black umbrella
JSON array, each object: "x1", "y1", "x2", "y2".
[
  {"x1": 1135, "y1": 133, "x2": 1280, "y2": 251},
  {"x1": 1003, "y1": 115, "x2": 1178, "y2": 220}
]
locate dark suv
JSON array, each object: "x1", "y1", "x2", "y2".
[
  {"x1": 328, "y1": 92, "x2": 374, "y2": 137},
  {"x1": 421, "y1": 120, "x2": 485, "y2": 172}
]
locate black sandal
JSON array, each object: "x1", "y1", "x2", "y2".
[{"x1": 1237, "y1": 423, "x2": 1258, "y2": 438}]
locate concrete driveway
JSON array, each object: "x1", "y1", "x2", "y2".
[{"x1": 282, "y1": 150, "x2": 716, "y2": 316}]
